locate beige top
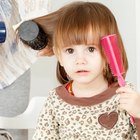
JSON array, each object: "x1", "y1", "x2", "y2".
[{"x1": 32, "y1": 83, "x2": 140, "y2": 140}]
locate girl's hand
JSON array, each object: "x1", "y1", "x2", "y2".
[
  {"x1": 116, "y1": 86, "x2": 140, "y2": 118},
  {"x1": 37, "y1": 47, "x2": 54, "y2": 56}
]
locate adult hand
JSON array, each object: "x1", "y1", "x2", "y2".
[{"x1": 37, "y1": 47, "x2": 54, "y2": 56}]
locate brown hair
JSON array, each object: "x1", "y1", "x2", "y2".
[
  {"x1": 34, "y1": 1, "x2": 128, "y2": 85},
  {"x1": 52, "y1": 1, "x2": 128, "y2": 85}
]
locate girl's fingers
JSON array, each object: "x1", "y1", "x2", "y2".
[
  {"x1": 116, "y1": 86, "x2": 134, "y2": 94},
  {"x1": 118, "y1": 103, "x2": 127, "y2": 110}
]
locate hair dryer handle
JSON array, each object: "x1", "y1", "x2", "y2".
[{"x1": 0, "y1": 21, "x2": 6, "y2": 43}]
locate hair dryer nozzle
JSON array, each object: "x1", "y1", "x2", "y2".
[{"x1": 0, "y1": 21, "x2": 6, "y2": 43}]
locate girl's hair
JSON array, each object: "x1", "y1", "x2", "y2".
[
  {"x1": 34, "y1": 1, "x2": 128, "y2": 85},
  {"x1": 33, "y1": 7, "x2": 67, "y2": 55},
  {"x1": 53, "y1": 1, "x2": 128, "y2": 85}
]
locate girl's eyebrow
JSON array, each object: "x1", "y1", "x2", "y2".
[
  {"x1": 86, "y1": 43, "x2": 97, "y2": 47},
  {"x1": 64, "y1": 46, "x2": 74, "y2": 49},
  {"x1": 86, "y1": 43, "x2": 95, "y2": 46}
]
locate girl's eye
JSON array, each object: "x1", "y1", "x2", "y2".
[
  {"x1": 65, "y1": 48, "x2": 74, "y2": 54},
  {"x1": 88, "y1": 47, "x2": 95, "y2": 52}
]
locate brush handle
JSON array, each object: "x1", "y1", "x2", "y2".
[
  {"x1": 118, "y1": 74, "x2": 125, "y2": 87},
  {"x1": 119, "y1": 76, "x2": 135, "y2": 123}
]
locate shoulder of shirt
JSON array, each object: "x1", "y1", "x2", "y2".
[
  {"x1": 46, "y1": 84, "x2": 64, "y2": 102},
  {"x1": 40, "y1": 85, "x2": 65, "y2": 110}
]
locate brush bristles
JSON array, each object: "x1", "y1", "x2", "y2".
[{"x1": 101, "y1": 34, "x2": 125, "y2": 77}]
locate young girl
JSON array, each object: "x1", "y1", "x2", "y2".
[{"x1": 33, "y1": 1, "x2": 140, "y2": 139}]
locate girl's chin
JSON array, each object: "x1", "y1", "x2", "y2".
[{"x1": 72, "y1": 78, "x2": 94, "y2": 84}]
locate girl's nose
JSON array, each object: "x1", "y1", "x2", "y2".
[{"x1": 75, "y1": 55, "x2": 87, "y2": 65}]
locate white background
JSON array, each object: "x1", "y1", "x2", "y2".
[
  {"x1": 30, "y1": 0, "x2": 139, "y2": 98},
  {"x1": 136, "y1": 0, "x2": 140, "y2": 91}
]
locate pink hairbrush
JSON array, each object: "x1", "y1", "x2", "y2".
[
  {"x1": 101, "y1": 34, "x2": 125, "y2": 86},
  {"x1": 101, "y1": 34, "x2": 134, "y2": 123}
]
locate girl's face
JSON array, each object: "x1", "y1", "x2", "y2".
[{"x1": 58, "y1": 43, "x2": 105, "y2": 85}]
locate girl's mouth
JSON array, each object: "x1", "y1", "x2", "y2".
[{"x1": 76, "y1": 70, "x2": 89, "y2": 75}]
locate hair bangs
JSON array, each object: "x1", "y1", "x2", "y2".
[
  {"x1": 61, "y1": 24, "x2": 99, "y2": 48},
  {"x1": 54, "y1": 4, "x2": 100, "y2": 51}
]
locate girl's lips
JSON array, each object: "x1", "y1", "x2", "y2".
[
  {"x1": 76, "y1": 70, "x2": 89, "y2": 76},
  {"x1": 76, "y1": 70, "x2": 88, "y2": 72}
]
